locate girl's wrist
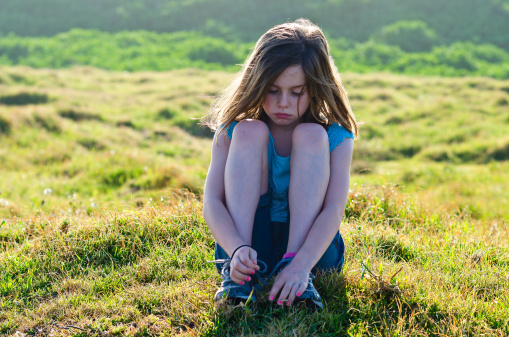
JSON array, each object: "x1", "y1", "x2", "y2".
[
  {"x1": 291, "y1": 252, "x2": 315, "y2": 273},
  {"x1": 231, "y1": 244, "x2": 252, "y2": 259}
]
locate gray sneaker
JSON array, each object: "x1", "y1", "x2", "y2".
[
  {"x1": 210, "y1": 258, "x2": 268, "y2": 304},
  {"x1": 267, "y1": 257, "x2": 323, "y2": 310}
]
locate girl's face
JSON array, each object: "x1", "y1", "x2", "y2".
[{"x1": 263, "y1": 64, "x2": 310, "y2": 129}]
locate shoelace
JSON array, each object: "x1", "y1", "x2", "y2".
[
  {"x1": 265, "y1": 257, "x2": 292, "y2": 281},
  {"x1": 265, "y1": 257, "x2": 316, "y2": 283},
  {"x1": 208, "y1": 258, "x2": 269, "y2": 286}
]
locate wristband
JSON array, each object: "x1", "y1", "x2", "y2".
[
  {"x1": 283, "y1": 252, "x2": 297, "y2": 259},
  {"x1": 231, "y1": 244, "x2": 252, "y2": 259}
]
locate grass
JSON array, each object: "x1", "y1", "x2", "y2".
[
  {"x1": 0, "y1": 66, "x2": 508, "y2": 219},
  {"x1": 0, "y1": 185, "x2": 507, "y2": 336},
  {"x1": 0, "y1": 65, "x2": 508, "y2": 335}
]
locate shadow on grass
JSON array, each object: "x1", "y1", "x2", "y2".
[{"x1": 209, "y1": 273, "x2": 411, "y2": 335}]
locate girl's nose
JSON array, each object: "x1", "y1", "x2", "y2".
[{"x1": 278, "y1": 93, "x2": 289, "y2": 108}]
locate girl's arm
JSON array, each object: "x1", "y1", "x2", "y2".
[
  {"x1": 203, "y1": 130, "x2": 260, "y2": 280},
  {"x1": 268, "y1": 137, "x2": 354, "y2": 304}
]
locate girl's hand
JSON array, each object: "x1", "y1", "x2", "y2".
[
  {"x1": 230, "y1": 246, "x2": 260, "y2": 285},
  {"x1": 268, "y1": 261, "x2": 309, "y2": 306}
]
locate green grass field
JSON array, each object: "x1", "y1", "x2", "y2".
[{"x1": 1, "y1": 66, "x2": 508, "y2": 335}]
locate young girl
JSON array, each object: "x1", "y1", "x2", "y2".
[{"x1": 202, "y1": 19, "x2": 357, "y2": 309}]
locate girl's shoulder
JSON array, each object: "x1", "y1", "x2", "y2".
[
  {"x1": 224, "y1": 121, "x2": 239, "y2": 139},
  {"x1": 326, "y1": 123, "x2": 354, "y2": 152}
]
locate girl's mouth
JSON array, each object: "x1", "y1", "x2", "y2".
[{"x1": 275, "y1": 113, "x2": 291, "y2": 119}]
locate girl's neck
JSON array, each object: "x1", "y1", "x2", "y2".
[{"x1": 267, "y1": 120, "x2": 297, "y2": 157}]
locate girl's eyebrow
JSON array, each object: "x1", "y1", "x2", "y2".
[{"x1": 270, "y1": 84, "x2": 306, "y2": 89}]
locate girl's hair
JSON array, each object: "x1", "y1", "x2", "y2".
[{"x1": 203, "y1": 18, "x2": 358, "y2": 138}]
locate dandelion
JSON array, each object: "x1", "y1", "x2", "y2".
[{"x1": 44, "y1": 188, "x2": 52, "y2": 195}]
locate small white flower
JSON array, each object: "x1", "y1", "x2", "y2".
[
  {"x1": 44, "y1": 188, "x2": 53, "y2": 195},
  {"x1": 110, "y1": 150, "x2": 116, "y2": 155},
  {"x1": 160, "y1": 197, "x2": 164, "y2": 202},
  {"x1": 0, "y1": 199, "x2": 9, "y2": 207},
  {"x1": 91, "y1": 202, "x2": 97, "y2": 208}
]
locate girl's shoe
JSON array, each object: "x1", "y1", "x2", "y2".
[
  {"x1": 209, "y1": 258, "x2": 268, "y2": 304},
  {"x1": 267, "y1": 257, "x2": 323, "y2": 310}
]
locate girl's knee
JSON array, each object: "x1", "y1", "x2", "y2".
[
  {"x1": 233, "y1": 119, "x2": 270, "y2": 144},
  {"x1": 293, "y1": 123, "x2": 328, "y2": 150}
]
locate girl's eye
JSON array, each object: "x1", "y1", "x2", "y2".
[{"x1": 267, "y1": 90, "x2": 304, "y2": 96}]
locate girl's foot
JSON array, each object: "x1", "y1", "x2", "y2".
[{"x1": 211, "y1": 259, "x2": 267, "y2": 304}]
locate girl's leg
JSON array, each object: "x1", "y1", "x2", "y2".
[
  {"x1": 313, "y1": 231, "x2": 345, "y2": 274},
  {"x1": 287, "y1": 123, "x2": 330, "y2": 253},
  {"x1": 224, "y1": 120, "x2": 269, "y2": 247}
]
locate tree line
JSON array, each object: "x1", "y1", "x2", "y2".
[{"x1": 1, "y1": 0, "x2": 509, "y2": 51}]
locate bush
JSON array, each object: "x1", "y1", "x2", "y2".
[
  {"x1": 0, "y1": 115, "x2": 11, "y2": 135},
  {"x1": 157, "y1": 107, "x2": 180, "y2": 120},
  {"x1": 102, "y1": 168, "x2": 144, "y2": 188},
  {"x1": 33, "y1": 113, "x2": 61, "y2": 134},
  {"x1": 172, "y1": 116, "x2": 213, "y2": 138},
  {"x1": 0, "y1": 92, "x2": 48, "y2": 105},
  {"x1": 350, "y1": 41, "x2": 404, "y2": 66},
  {"x1": 58, "y1": 109, "x2": 103, "y2": 122},
  {"x1": 434, "y1": 43, "x2": 478, "y2": 71},
  {"x1": 373, "y1": 20, "x2": 438, "y2": 53},
  {"x1": 469, "y1": 43, "x2": 509, "y2": 63},
  {"x1": 186, "y1": 38, "x2": 241, "y2": 65},
  {"x1": 490, "y1": 141, "x2": 509, "y2": 161}
]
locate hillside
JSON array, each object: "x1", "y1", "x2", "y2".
[
  {"x1": 0, "y1": 66, "x2": 508, "y2": 335},
  {"x1": 0, "y1": 66, "x2": 508, "y2": 220}
]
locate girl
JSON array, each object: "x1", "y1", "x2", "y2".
[{"x1": 202, "y1": 19, "x2": 357, "y2": 309}]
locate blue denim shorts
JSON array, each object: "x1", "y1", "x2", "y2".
[{"x1": 215, "y1": 191, "x2": 345, "y2": 277}]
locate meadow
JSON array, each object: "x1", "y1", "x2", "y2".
[{"x1": 0, "y1": 66, "x2": 508, "y2": 335}]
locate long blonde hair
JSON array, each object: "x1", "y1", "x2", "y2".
[{"x1": 203, "y1": 18, "x2": 358, "y2": 138}]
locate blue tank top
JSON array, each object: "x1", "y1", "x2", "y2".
[{"x1": 227, "y1": 122, "x2": 354, "y2": 222}]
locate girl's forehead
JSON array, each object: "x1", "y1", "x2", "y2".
[{"x1": 271, "y1": 65, "x2": 306, "y2": 87}]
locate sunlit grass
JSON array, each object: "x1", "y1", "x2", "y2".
[
  {"x1": 0, "y1": 65, "x2": 508, "y2": 334},
  {"x1": 1, "y1": 186, "x2": 507, "y2": 335},
  {"x1": 352, "y1": 161, "x2": 509, "y2": 221},
  {"x1": 1, "y1": 67, "x2": 508, "y2": 221}
]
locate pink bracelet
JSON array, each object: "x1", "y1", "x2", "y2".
[{"x1": 283, "y1": 252, "x2": 297, "y2": 259}]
